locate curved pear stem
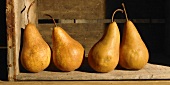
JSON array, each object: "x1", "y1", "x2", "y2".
[
  {"x1": 27, "y1": 0, "x2": 35, "y2": 23},
  {"x1": 122, "y1": 3, "x2": 128, "y2": 21},
  {"x1": 45, "y1": 14, "x2": 57, "y2": 27},
  {"x1": 111, "y1": 9, "x2": 124, "y2": 22}
]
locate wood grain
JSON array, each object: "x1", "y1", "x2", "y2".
[
  {"x1": 1, "y1": 81, "x2": 170, "y2": 85},
  {"x1": 16, "y1": 63, "x2": 170, "y2": 80},
  {"x1": 38, "y1": 0, "x2": 105, "y2": 19}
]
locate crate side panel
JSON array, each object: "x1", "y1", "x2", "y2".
[
  {"x1": 6, "y1": 0, "x2": 15, "y2": 81},
  {"x1": 38, "y1": 0, "x2": 105, "y2": 19}
]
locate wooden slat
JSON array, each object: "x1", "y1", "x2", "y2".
[
  {"x1": 16, "y1": 63, "x2": 170, "y2": 80},
  {"x1": 1, "y1": 81, "x2": 170, "y2": 85},
  {"x1": 13, "y1": 0, "x2": 25, "y2": 78},
  {"x1": 151, "y1": 19, "x2": 165, "y2": 23},
  {"x1": 6, "y1": 0, "x2": 15, "y2": 81},
  {"x1": 37, "y1": 0, "x2": 166, "y2": 19},
  {"x1": 38, "y1": 19, "x2": 165, "y2": 24},
  {"x1": 38, "y1": 0, "x2": 105, "y2": 19}
]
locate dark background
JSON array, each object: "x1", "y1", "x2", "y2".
[
  {"x1": 0, "y1": 0, "x2": 8, "y2": 81},
  {"x1": 1, "y1": 0, "x2": 170, "y2": 81}
]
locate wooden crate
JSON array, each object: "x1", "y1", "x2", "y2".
[{"x1": 6, "y1": 0, "x2": 170, "y2": 81}]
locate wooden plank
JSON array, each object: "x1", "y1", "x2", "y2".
[
  {"x1": 13, "y1": 0, "x2": 27, "y2": 79},
  {"x1": 16, "y1": 63, "x2": 170, "y2": 80},
  {"x1": 38, "y1": 0, "x2": 105, "y2": 19},
  {"x1": 6, "y1": 0, "x2": 15, "y2": 81},
  {"x1": 1, "y1": 81, "x2": 170, "y2": 85},
  {"x1": 38, "y1": 19, "x2": 165, "y2": 24}
]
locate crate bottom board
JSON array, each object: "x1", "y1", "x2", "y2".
[
  {"x1": 1, "y1": 81, "x2": 170, "y2": 85},
  {"x1": 16, "y1": 63, "x2": 170, "y2": 80}
]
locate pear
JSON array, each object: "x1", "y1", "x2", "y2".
[
  {"x1": 88, "y1": 9, "x2": 123, "y2": 73},
  {"x1": 46, "y1": 14, "x2": 84, "y2": 72},
  {"x1": 20, "y1": 1, "x2": 51, "y2": 72},
  {"x1": 119, "y1": 3, "x2": 149, "y2": 70}
]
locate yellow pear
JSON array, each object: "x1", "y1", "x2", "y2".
[
  {"x1": 88, "y1": 9, "x2": 123, "y2": 72},
  {"x1": 20, "y1": 1, "x2": 51, "y2": 73},
  {"x1": 21, "y1": 24, "x2": 51, "y2": 72},
  {"x1": 46, "y1": 15, "x2": 84, "y2": 72},
  {"x1": 119, "y1": 3, "x2": 149, "y2": 70}
]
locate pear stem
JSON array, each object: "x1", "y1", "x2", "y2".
[
  {"x1": 122, "y1": 3, "x2": 128, "y2": 21},
  {"x1": 27, "y1": 0, "x2": 35, "y2": 23},
  {"x1": 45, "y1": 14, "x2": 57, "y2": 27},
  {"x1": 111, "y1": 9, "x2": 124, "y2": 22}
]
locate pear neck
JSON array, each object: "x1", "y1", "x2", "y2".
[
  {"x1": 102, "y1": 22, "x2": 118, "y2": 45},
  {"x1": 53, "y1": 27, "x2": 72, "y2": 42}
]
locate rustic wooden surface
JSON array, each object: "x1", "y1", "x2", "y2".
[
  {"x1": 6, "y1": 0, "x2": 15, "y2": 81},
  {"x1": 38, "y1": 0, "x2": 105, "y2": 19},
  {"x1": 16, "y1": 63, "x2": 170, "y2": 80},
  {"x1": 1, "y1": 81, "x2": 170, "y2": 85}
]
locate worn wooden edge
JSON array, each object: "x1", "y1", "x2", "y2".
[
  {"x1": 15, "y1": 63, "x2": 170, "y2": 81},
  {"x1": 14, "y1": 0, "x2": 25, "y2": 80},
  {"x1": 6, "y1": 0, "x2": 25, "y2": 81},
  {"x1": 6, "y1": 0, "x2": 15, "y2": 81},
  {"x1": 1, "y1": 81, "x2": 170, "y2": 85}
]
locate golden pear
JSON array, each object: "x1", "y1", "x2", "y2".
[
  {"x1": 20, "y1": 1, "x2": 51, "y2": 72},
  {"x1": 21, "y1": 23, "x2": 51, "y2": 72},
  {"x1": 119, "y1": 3, "x2": 149, "y2": 70},
  {"x1": 119, "y1": 20, "x2": 149, "y2": 70},
  {"x1": 46, "y1": 14, "x2": 84, "y2": 71},
  {"x1": 88, "y1": 9, "x2": 123, "y2": 72},
  {"x1": 52, "y1": 26, "x2": 84, "y2": 71}
]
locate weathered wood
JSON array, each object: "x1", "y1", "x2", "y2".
[
  {"x1": 13, "y1": 0, "x2": 26, "y2": 80},
  {"x1": 38, "y1": 19, "x2": 165, "y2": 24},
  {"x1": 6, "y1": 0, "x2": 16, "y2": 81},
  {"x1": 1, "y1": 81, "x2": 170, "y2": 85},
  {"x1": 16, "y1": 63, "x2": 170, "y2": 80},
  {"x1": 24, "y1": 0, "x2": 38, "y2": 26},
  {"x1": 38, "y1": 0, "x2": 105, "y2": 19}
]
